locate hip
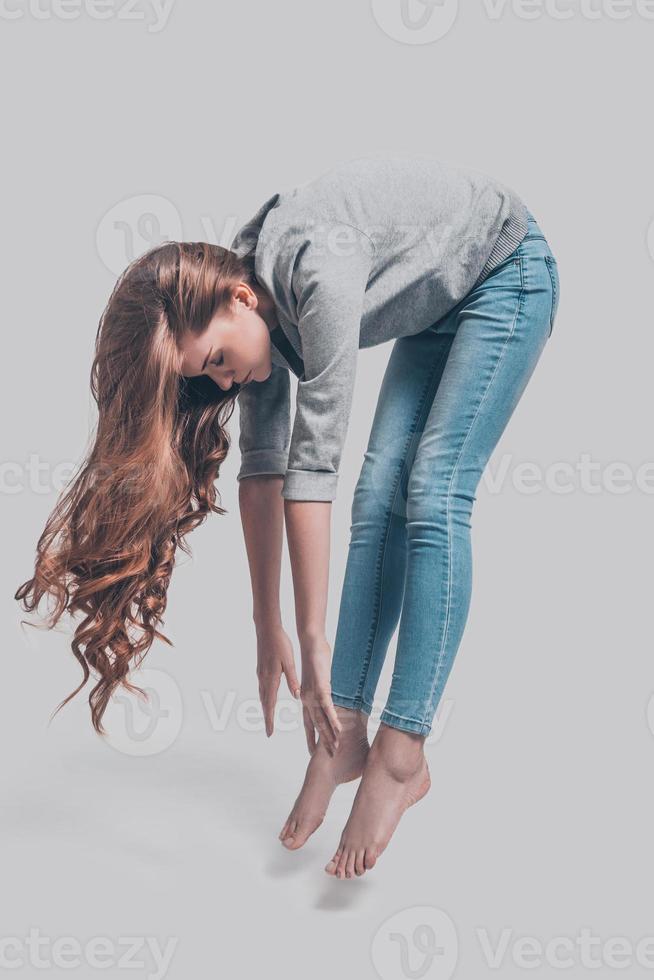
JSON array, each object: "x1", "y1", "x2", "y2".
[{"x1": 458, "y1": 210, "x2": 560, "y2": 337}]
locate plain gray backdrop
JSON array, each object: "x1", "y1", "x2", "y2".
[{"x1": 2, "y1": 1, "x2": 653, "y2": 978}]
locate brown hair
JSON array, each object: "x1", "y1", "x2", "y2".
[{"x1": 15, "y1": 241, "x2": 257, "y2": 734}]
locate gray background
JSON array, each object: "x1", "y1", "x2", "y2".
[{"x1": 2, "y1": 1, "x2": 653, "y2": 977}]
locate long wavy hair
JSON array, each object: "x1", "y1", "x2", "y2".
[{"x1": 15, "y1": 241, "x2": 257, "y2": 735}]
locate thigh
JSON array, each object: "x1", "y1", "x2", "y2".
[
  {"x1": 353, "y1": 326, "x2": 456, "y2": 519},
  {"x1": 407, "y1": 243, "x2": 553, "y2": 507}
]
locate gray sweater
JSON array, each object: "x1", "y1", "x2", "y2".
[{"x1": 230, "y1": 153, "x2": 528, "y2": 501}]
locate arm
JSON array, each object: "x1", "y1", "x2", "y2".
[
  {"x1": 238, "y1": 475, "x2": 285, "y2": 627},
  {"x1": 236, "y1": 363, "x2": 299, "y2": 736},
  {"x1": 284, "y1": 497, "x2": 337, "y2": 754},
  {"x1": 238, "y1": 476, "x2": 300, "y2": 736}
]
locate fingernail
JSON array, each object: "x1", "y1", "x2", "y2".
[{"x1": 293, "y1": 689, "x2": 301, "y2": 699}]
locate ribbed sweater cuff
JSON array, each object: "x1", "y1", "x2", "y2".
[{"x1": 475, "y1": 192, "x2": 529, "y2": 286}]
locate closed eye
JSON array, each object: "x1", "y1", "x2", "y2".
[{"x1": 211, "y1": 354, "x2": 224, "y2": 368}]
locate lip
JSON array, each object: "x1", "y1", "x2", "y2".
[{"x1": 239, "y1": 370, "x2": 252, "y2": 385}]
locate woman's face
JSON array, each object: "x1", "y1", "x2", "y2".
[{"x1": 179, "y1": 282, "x2": 273, "y2": 390}]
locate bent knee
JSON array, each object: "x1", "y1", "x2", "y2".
[
  {"x1": 406, "y1": 476, "x2": 477, "y2": 524},
  {"x1": 351, "y1": 458, "x2": 409, "y2": 524}
]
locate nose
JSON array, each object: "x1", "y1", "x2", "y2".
[{"x1": 217, "y1": 372, "x2": 237, "y2": 391}]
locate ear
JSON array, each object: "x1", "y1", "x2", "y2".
[{"x1": 232, "y1": 280, "x2": 257, "y2": 314}]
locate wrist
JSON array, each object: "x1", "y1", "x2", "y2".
[
  {"x1": 253, "y1": 610, "x2": 283, "y2": 634},
  {"x1": 299, "y1": 629, "x2": 329, "y2": 658}
]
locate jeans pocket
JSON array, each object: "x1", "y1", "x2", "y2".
[{"x1": 544, "y1": 255, "x2": 560, "y2": 337}]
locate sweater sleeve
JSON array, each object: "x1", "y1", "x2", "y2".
[
  {"x1": 236, "y1": 361, "x2": 291, "y2": 481},
  {"x1": 281, "y1": 227, "x2": 375, "y2": 502}
]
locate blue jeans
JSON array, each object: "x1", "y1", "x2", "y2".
[{"x1": 330, "y1": 213, "x2": 560, "y2": 736}]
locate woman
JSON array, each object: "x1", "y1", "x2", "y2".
[{"x1": 16, "y1": 153, "x2": 560, "y2": 880}]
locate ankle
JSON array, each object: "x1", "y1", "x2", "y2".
[
  {"x1": 335, "y1": 705, "x2": 368, "y2": 740},
  {"x1": 369, "y1": 724, "x2": 425, "y2": 779}
]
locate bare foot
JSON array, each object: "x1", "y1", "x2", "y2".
[
  {"x1": 324, "y1": 723, "x2": 430, "y2": 878},
  {"x1": 279, "y1": 706, "x2": 369, "y2": 850}
]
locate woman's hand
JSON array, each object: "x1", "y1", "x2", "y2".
[
  {"x1": 256, "y1": 623, "x2": 301, "y2": 738},
  {"x1": 300, "y1": 634, "x2": 342, "y2": 757}
]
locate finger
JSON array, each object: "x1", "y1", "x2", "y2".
[
  {"x1": 258, "y1": 681, "x2": 275, "y2": 737},
  {"x1": 281, "y1": 659, "x2": 301, "y2": 700},
  {"x1": 259, "y1": 690, "x2": 275, "y2": 738},
  {"x1": 313, "y1": 709, "x2": 336, "y2": 757},
  {"x1": 303, "y1": 705, "x2": 317, "y2": 755},
  {"x1": 320, "y1": 697, "x2": 343, "y2": 745},
  {"x1": 259, "y1": 674, "x2": 281, "y2": 737},
  {"x1": 302, "y1": 694, "x2": 336, "y2": 755}
]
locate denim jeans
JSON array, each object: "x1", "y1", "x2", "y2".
[{"x1": 330, "y1": 213, "x2": 560, "y2": 736}]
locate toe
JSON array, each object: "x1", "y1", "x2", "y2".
[
  {"x1": 344, "y1": 850, "x2": 357, "y2": 879},
  {"x1": 285, "y1": 815, "x2": 323, "y2": 849},
  {"x1": 363, "y1": 846, "x2": 377, "y2": 871},
  {"x1": 278, "y1": 816, "x2": 293, "y2": 841},
  {"x1": 354, "y1": 849, "x2": 366, "y2": 876},
  {"x1": 280, "y1": 819, "x2": 298, "y2": 845},
  {"x1": 336, "y1": 847, "x2": 349, "y2": 879},
  {"x1": 325, "y1": 843, "x2": 344, "y2": 875}
]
